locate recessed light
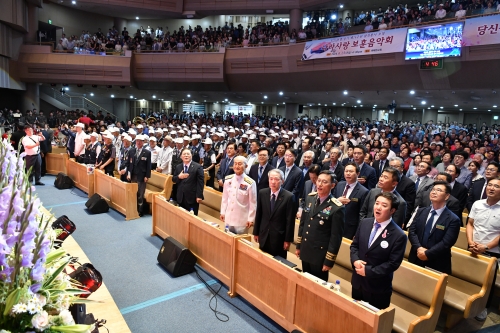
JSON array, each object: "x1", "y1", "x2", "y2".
[
  {"x1": 130, "y1": 95, "x2": 133, "y2": 98},
  {"x1": 187, "y1": 94, "x2": 191, "y2": 98},
  {"x1": 454, "y1": 105, "x2": 458, "y2": 107},
  {"x1": 72, "y1": 0, "x2": 76, "y2": 4},
  {"x1": 264, "y1": 95, "x2": 268, "y2": 99},
  {"x1": 413, "y1": 107, "x2": 416, "y2": 110},
  {"x1": 224, "y1": 98, "x2": 228, "y2": 101},
  {"x1": 440, "y1": 106, "x2": 443, "y2": 109},
  {"x1": 65, "y1": 87, "x2": 69, "y2": 91},
  {"x1": 279, "y1": 91, "x2": 283, "y2": 96},
  {"x1": 360, "y1": 105, "x2": 363, "y2": 107},
  {"x1": 90, "y1": 93, "x2": 94, "y2": 96},
  {"x1": 261, "y1": 102, "x2": 263, "y2": 104},
  {"x1": 421, "y1": 101, "x2": 426, "y2": 105},
  {"x1": 488, "y1": 110, "x2": 491, "y2": 112},
  {"x1": 374, "y1": 104, "x2": 377, "y2": 107},
  {"x1": 333, "y1": 103, "x2": 336, "y2": 105},
  {"x1": 152, "y1": 95, "x2": 156, "y2": 98},
  {"x1": 136, "y1": 17, "x2": 139, "y2": 20},
  {"x1": 473, "y1": 107, "x2": 477, "y2": 110},
  {"x1": 410, "y1": 90, "x2": 415, "y2": 94},
  {"x1": 357, "y1": 100, "x2": 361, "y2": 103},
  {"x1": 431, "y1": 105, "x2": 435, "y2": 107},
  {"x1": 459, "y1": 109, "x2": 462, "y2": 111},
  {"x1": 343, "y1": 90, "x2": 348, "y2": 95},
  {"x1": 340, "y1": 4, "x2": 344, "y2": 8},
  {"x1": 494, "y1": 105, "x2": 498, "y2": 108},
  {"x1": 111, "y1": 94, "x2": 114, "y2": 98}
]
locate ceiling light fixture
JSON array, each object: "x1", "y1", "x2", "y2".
[
  {"x1": 90, "y1": 93, "x2": 94, "y2": 96},
  {"x1": 279, "y1": 91, "x2": 283, "y2": 95},
  {"x1": 264, "y1": 95, "x2": 268, "y2": 99},
  {"x1": 410, "y1": 90, "x2": 415, "y2": 94},
  {"x1": 136, "y1": 17, "x2": 139, "y2": 20},
  {"x1": 111, "y1": 94, "x2": 114, "y2": 98},
  {"x1": 421, "y1": 101, "x2": 426, "y2": 105},
  {"x1": 343, "y1": 90, "x2": 348, "y2": 95}
]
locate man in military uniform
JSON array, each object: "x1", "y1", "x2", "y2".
[
  {"x1": 220, "y1": 155, "x2": 257, "y2": 234},
  {"x1": 296, "y1": 170, "x2": 345, "y2": 281}
]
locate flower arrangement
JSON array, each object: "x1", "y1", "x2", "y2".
[{"x1": 0, "y1": 140, "x2": 93, "y2": 333}]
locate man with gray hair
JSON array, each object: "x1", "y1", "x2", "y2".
[
  {"x1": 220, "y1": 155, "x2": 257, "y2": 234},
  {"x1": 300, "y1": 150, "x2": 315, "y2": 182},
  {"x1": 390, "y1": 157, "x2": 416, "y2": 225},
  {"x1": 253, "y1": 169, "x2": 295, "y2": 257}
]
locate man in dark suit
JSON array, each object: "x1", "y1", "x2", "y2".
[
  {"x1": 445, "y1": 164, "x2": 468, "y2": 214},
  {"x1": 271, "y1": 142, "x2": 286, "y2": 169},
  {"x1": 299, "y1": 150, "x2": 315, "y2": 182},
  {"x1": 300, "y1": 165, "x2": 321, "y2": 203},
  {"x1": 353, "y1": 145, "x2": 377, "y2": 190},
  {"x1": 372, "y1": 147, "x2": 390, "y2": 179},
  {"x1": 172, "y1": 148, "x2": 205, "y2": 215},
  {"x1": 341, "y1": 146, "x2": 354, "y2": 166},
  {"x1": 279, "y1": 149, "x2": 304, "y2": 203},
  {"x1": 296, "y1": 171, "x2": 345, "y2": 281},
  {"x1": 127, "y1": 135, "x2": 152, "y2": 216},
  {"x1": 322, "y1": 146, "x2": 344, "y2": 183},
  {"x1": 254, "y1": 169, "x2": 295, "y2": 258},
  {"x1": 390, "y1": 157, "x2": 416, "y2": 224},
  {"x1": 409, "y1": 161, "x2": 434, "y2": 197},
  {"x1": 466, "y1": 162, "x2": 499, "y2": 212},
  {"x1": 334, "y1": 162, "x2": 369, "y2": 239},
  {"x1": 360, "y1": 167, "x2": 407, "y2": 228},
  {"x1": 249, "y1": 147, "x2": 274, "y2": 196},
  {"x1": 413, "y1": 173, "x2": 462, "y2": 221},
  {"x1": 216, "y1": 142, "x2": 236, "y2": 192},
  {"x1": 408, "y1": 181, "x2": 461, "y2": 274},
  {"x1": 350, "y1": 192, "x2": 407, "y2": 309}
]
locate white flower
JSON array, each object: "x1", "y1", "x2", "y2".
[
  {"x1": 11, "y1": 303, "x2": 28, "y2": 314},
  {"x1": 27, "y1": 301, "x2": 38, "y2": 315},
  {"x1": 58, "y1": 309, "x2": 75, "y2": 325},
  {"x1": 0, "y1": 330, "x2": 12, "y2": 333},
  {"x1": 31, "y1": 311, "x2": 50, "y2": 331}
]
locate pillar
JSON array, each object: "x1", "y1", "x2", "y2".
[
  {"x1": 285, "y1": 103, "x2": 298, "y2": 120},
  {"x1": 112, "y1": 98, "x2": 130, "y2": 122},
  {"x1": 22, "y1": 83, "x2": 40, "y2": 112},
  {"x1": 289, "y1": 9, "x2": 303, "y2": 33},
  {"x1": 114, "y1": 17, "x2": 128, "y2": 33},
  {"x1": 26, "y1": 3, "x2": 39, "y2": 43}
]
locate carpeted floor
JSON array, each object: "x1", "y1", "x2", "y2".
[{"x1": 37, "y1": 175, "x2": 286, "y2": 333}]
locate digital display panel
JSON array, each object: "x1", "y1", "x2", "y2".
[{"x1": 405, "y1": 22, "x2": 463, "y2": 60}]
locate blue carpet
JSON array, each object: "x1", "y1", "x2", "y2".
[
  {"x1": 473, "y1": 325, "x2": 500, "y2": 333},
  {"x1": 36, "y1": 175, "x2": 287, "y2": 333}
]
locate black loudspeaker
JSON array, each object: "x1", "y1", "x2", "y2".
[
  {"x1": 85, "y1": 193, "x2": 109, "y2": 214},
  {"x1": 69, "y1": 303, "x2": 86, "y2": 324},
  {"x1": 54, "y1": 172, "x2": 74, "y2": 189},
  {"x1": 157, "y1": 237, "x2": 197, "y2": 277},
  {"x1": 298, "y1": 104, "x2": 304, "y2": 114}
]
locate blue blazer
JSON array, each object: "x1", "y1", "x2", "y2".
[
  {"x1": 408, "y1": 206, "x2": 461, "y2": 274},
  {"x1": 279, "y1": 165, "x2": 304, "y2": 203},
  {"x1": 359, "y1": 163, "x2": 377, "y2": 190},
  {"x1": 350, "y1": 218, "x2": 407, "y2": 294},
  {"x1": 216, "y1": 156, "x2": 235, "y2": 182},
  {"x1": 333, "y1": 181, "x2": 369, "y2": 239}
]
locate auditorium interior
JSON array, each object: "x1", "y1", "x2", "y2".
[{"x1": 1, "y1": 0, "x2": 500, "y2": 332}]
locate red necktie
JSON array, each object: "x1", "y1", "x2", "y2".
[{"x1": 342, "y1": 184, "x2": 350, "y2": 197}]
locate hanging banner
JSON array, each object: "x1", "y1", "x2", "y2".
[
  {"x1": 462, "y1": 16, "x2": 500, "y2": 47},
  {"x1": 301, "y1": 28, "x2": 408, "y2": 60}
]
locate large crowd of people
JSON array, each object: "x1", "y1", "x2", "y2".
[{"x1": 4, "y1": 105, "x2": 500, "y2": 317}]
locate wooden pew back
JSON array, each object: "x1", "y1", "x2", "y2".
[
  {"x1": 199, "y1": 187, "x2": 222, "y2": 220},
  {"x1": 144, "y1": 172, "x2": 170, "y2": 203}
]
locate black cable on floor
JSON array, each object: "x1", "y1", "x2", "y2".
[{"x1": 194, "y1": 268, "x2": 275, "y2": 332}]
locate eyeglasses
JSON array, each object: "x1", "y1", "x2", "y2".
[
  {"x1": 485, "y1": 168, "x2": 498, "y2": 172},
  {"x1": 430, "y1": 188, "x2": 446, "y2": 193}
]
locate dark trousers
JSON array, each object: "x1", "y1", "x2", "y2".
[
  {"x1": 179, "y1": 200, "x2": 199, "y2": 216},
  {"x1": 206, "y1": 170, "x2": 215, "y2": 188},
  {"x1": 25, "y1": 154, "x2": 42, "y2": 183},
  {"x1": 352, "y1": 287, "x2": 392, "y2": 310},
  {"x1": 302, "y1": 261, "x2": 328, "y2": 282},
  {"x1": 261, "y1": 237, "x2": 287, "y2": 258},
  {"x1": 131, "y1": 174, "x2": 147, "y2": 214},
  {"x1": 41, "y1": 153, "x2": 47, "y2": 176},
  {"x1": 485, "y1": 251, "x2": 500, "y2": 308}
]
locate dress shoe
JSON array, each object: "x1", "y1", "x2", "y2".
[{"x1": 35, "y1": 182, "x2": 45, "y2": 186}]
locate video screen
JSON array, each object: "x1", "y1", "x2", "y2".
[{"x1": 405, "y1": 22, "x2": 463, "y2": 60}]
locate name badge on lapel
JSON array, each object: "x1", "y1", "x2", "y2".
[
  {"x1": 141, "y1": 157, "x2": 147, "y2": 160},
  {"x1": 436, "y1": 225, "x2": 445, "y2": 230},
  {"x1": 351, "y1": 198, "x2": 358, "y2": 202}
]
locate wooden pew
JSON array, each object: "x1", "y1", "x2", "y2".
[
  {"x1": 51, "y1": 146, "x2": 67, "y2": 154},
  {"x1": 45, "y1": 152, "x2": 68, "y2": 175},
  {"x1": 94, "y1": 169, "x2": 139, "y2": 220},
  {"x1": 198, "y1": 186, "x2": 222, "y2": 224},
  {"x1": 152, "y1": 195, "x2": 245, "y2": 287},
  {"x1": 232, "y1": 239, "x2": 395, "y2": 333},
  {"x1": 66, "y1": 158, "x2": 95, "y2": 197},
  {"x1": 144, "y1": 171, "x2": 172, "y2": 206},
  {"x1": 442, "y1": 247, "x2": 497, "y2": 327}
]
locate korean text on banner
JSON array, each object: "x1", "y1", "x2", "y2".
[
  {"x1": 301, "y1": 28, "x2": 408, "y2": 61},
  {"x1": 462, "y1": 16, "x2": 500, "y2": 47}
]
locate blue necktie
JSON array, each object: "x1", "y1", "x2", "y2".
[
  {"x1": 422, "y1": 210, "x2": 437, "y2": 248},
  {"x1": 184, "y1": 165, "x2": 188, "y2": 173},
  {"x1": 368, "y1": 223, "x2": 381, "y2": 247},
  {"x1": 415, "y1": 177, "x2": 420, "y2": 191},
  {"x1": 258, "y1": 166, "x2": 263, "y2": 182}
]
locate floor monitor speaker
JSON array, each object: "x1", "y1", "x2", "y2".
[
  {"x1": 157, "y1": 237, "x2": 197, "y2": 277},
  {"x1": 85, "y1": 193, "x2": 109, "y2": 214},
  {"x1": 54, "y1": 172, "x2": 74, "y2": 189}
]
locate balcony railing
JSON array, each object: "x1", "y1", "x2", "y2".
[{"x1": 45, "y1": 88, "x2": 115, "y2": 117}]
